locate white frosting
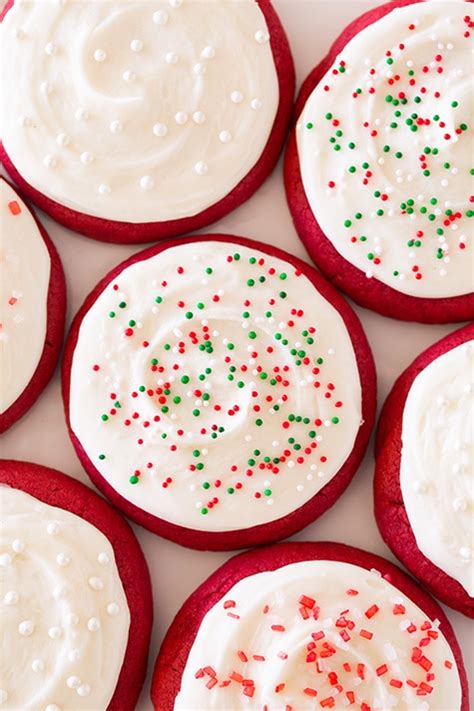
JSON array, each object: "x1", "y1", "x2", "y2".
[
  {"x1": 0, "y1": 178, "x2": 50, "y2": 415},
  {"x1": 175, "y1": 560, "x2": 462, "y2": 710},
  {"x1": 0, "y1": 0, "x2": 279, "y2": 222},
  {"x1": 297, "y1": 1, "x2": 473, "y2": 298},
  {"x1": 400, "y1": 340, "x2": 474, "y2": 596},
  {"x1": 0, "y1": 486, "x2": 130, "y2": 710},
  {"x1": 69, "y1": 241, "x2": 362, "y2": 532}
]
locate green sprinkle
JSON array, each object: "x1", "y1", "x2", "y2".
[
  {"x1": 129, "y1": 475, "x2": 139, "y2": 485},
  {"x1": 109, "y1": 311, "x2": 116, "y2": 318},
  {"x1": 192, "y1": 409, "x2": 200, "y2": 417},
  {"x1": 332, "y1": 417, "x2": 340, "y2": 424},
  {"x1": 264, "y1": 489, "x2": 272, "y2": 497},
  {"x1": 101, "y1": 414, "x2": 109, "y2": 422},
  {"x1": 98, "y1": 454, "x2": 105, "y2": 460},
  {"x1": 119, "y1": 301, "x2": 126, "y2": 309},
  {"x1": 248, "y1": 331, "x2": 257, "y2": 339},
  {"x1": 306, "y1": 122, "x2": 314, "y2": 129},
  {"x1": 201, "y1": 508, "x2": 208, "y2": 515}
]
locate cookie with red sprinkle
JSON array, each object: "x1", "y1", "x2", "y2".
[
  {"x1": 285, "y1": 0, "x2": 474, "y2": 322},
  {"x1": 375, "y1": 323, "x2": 474, "y2": 618},
  {"x1": 0, "y1": 0, "x2": 294, "y2": 244},
  {"x1": 62, "y1": 235, "x2": 376, "y2": 550},
  {"x1": 0, "y1": 177, "x2": 66, "y2": 433},
  {"x1": 151, "y1": 541, "x2": 469, "y2": 710},
  {"x1": 0, "y1": 459, "x2": 153, "y2": 710}
]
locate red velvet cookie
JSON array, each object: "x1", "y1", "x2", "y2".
[
  {"x1": 62, "y1": 234, "x2": 376, "y2": 550},
  {"x1": 152, "y1": 541, "x2": 469, "y2": 710},
  {"x1": 0, "y1": 177, "x2": 66, "y2": 433},
  {"x1": 285, "y1": 0, "x2": 474, "y2": 323},
  {"x1": 375, "y1": 323, "x2": 474, "y2": 618},
  {"x1": 0, "y1": 459, "x2": 153, "y2": 710},
  {"x1": 1, "y1": 0, "x2": 294, "y2": 244}
]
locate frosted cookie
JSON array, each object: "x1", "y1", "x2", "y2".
[
  {"x1": 285, "y1": 0, "x2": 474, "y2": 322},
  {"x1": 152, "y1": 541, "x2": 469, "y2": 710},
  {"x1": 0, "y1": 0, "x2": 294, "y2": 243},
  {"x1": 0, "y1": 459, "x2": 152, "y2": 710},
  {"x1": 375, "y1": 323, "x2": 474, "y2": 617},
  {"x1": 0, "y1": 178, "x2": 66, "y2": 433},
  {"x1": 63, "y1": 236, "x2": 376, "y2": 550}
]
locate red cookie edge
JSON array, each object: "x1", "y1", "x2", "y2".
[
  {"x1": 150, "y1": 540, "x2": 469, "y2": 710},
  {"x1": 62, "y1": 233, "x2": 377, "y2": 551},
  {"x1": 0, "y1": 0, "x2": 295, "y2": 244},
  {"x1": 374, "y1": 322, "x2": 474, "y2": 618},
  {"x1": 283, "y1": 0, "x2": 474, "y2": 324},
  {"x1": 0, "y1": 459, "x2": 153, "y2": 710},
  {"x1": 0, "y1": 177, "x2": 67, "y2": 433}
]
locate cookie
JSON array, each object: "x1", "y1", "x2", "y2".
[
  {"x1": 375, "y1": 323, "x2": 473, "y2": 618},
  {"x1": 285, "y1": 0, "x2": 474, "y2": 323},
  {"x1": 151, "y1": 541, "x2": 469, "y2": 710},
  {"x1": 0, "y1": 177, "x2": 66, "y2": 433},
  {"x1": 0, "y1": 459, "x2": 153, "y2": 710},
  {"x1": 0, "y1": 0, "x2": 294, "y2": 244},
  {"x1": 62, "y1": 235, "x2": 376, "y2": 550}
]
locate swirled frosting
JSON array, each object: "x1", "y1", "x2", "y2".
[
  {"x1": 297, "y1": 1, "x2": 473, "y2": 298},
  {"x1": 0, "y1": 178, "x2": 50, "y2": 415},
  {"x1": 0, "y1": 486, "x2": 130, "y2": 710},
  {"x1": 174, "y1": 560, "x2": 462, "y2": 710},
  {"x1": 69, "y1": 241, "x2": 362, "y2": 531},
  {"x1": 0, "y1": 0, "x2": 279, "y2": 222},
  {"x1": 400, "y1": 340, "x2": 474, "y2": 596}
]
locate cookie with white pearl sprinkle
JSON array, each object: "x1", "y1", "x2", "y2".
[
  {"x1": 375, "y1": 323, "x2": 474, "y2": 617},
  {"x1": 0, "y1": 460, "x2": 153, "y2": 710},
  {"x1": 62, "y1": 234, "x2": 376, "y2": 550},
  {"x1": 0, "y1": 0, "x2": 294, "y2": 244},
  {"x1": 285, "y1": 0, "x2": 473, "y2": 323}
]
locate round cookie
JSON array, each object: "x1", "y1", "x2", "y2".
[
  {"x1": 0, "y1": 459, "x2": 153, "y2": 710},
  {"x1": 0, "y1": 0, "x2": 294, "y2": 244},
  {"x1": 0, "y1": 177, "x2": 66, "y2": 433},
  {"x1": 151, "y1": 541, "x2": 469, "y2": 710},
  {"x1": 375, "y1": 323, "x2": 474, "y2": 618},
  {"x1": 285, "y1": 0, "x2": 474, "y2": 323},
  {"x1": 62, "y1": 235, "x2": 376, "y2": 550}
]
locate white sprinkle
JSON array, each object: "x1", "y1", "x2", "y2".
[
  {"x1": 45, "y1": 41, "x2": 58, "y2": 56},
  {"x1": 11, "y1": 539, "x2": 24, "y2": 553},
  {"x1": 165, "y1": 52, "x2": 178, "y2": 65},
  {"x1": 231, "y1": 90, "x2": 244, "y2": 104},
  {"x1": 40, "y1": 81, "x2": 53, "y2": 94},
  {"x1": 193, "y1": 111, "x2": 206, "y2": 124},
  {"x1": 255, "y1": 30, "x2": 269, "y2": 44},
  {"x1": 56, "y1": 133, "x2": 70, "y2": 147},
  {"x1": 45, "y1": 706, "x2": 61, "y2": 711},
  {"x1": 169, "y1": 0, "x2": 183, "y2": 7},
  {"x1": 459, "y1": 546, "x2": 472, "y2": 560},
  {"x1": 122, "y1": 69, "x2": 136, "y2": 82},
  {"x1": 0, "y1": 554, "x2": 12, "y2": 567},
  {"x1": 66, "y1": 612, "x2": 79, "y2": 626},
  {"x1": 18, "y1": 620, "x2": 35, "y2": 636},
  {"x1": 140, "y1": 175, "x2": 154, "y2": 190},
  {"x1": 175, "y1": 111, "x2": 188, "y2": 125},
  {"x1": 194, "y1": 161, "x2": 208, "y2": 176},
  {"x1": 88, "y1": 577, "x2": 104, "y2": 591},
  {"x1": 107, "y1": 602, "x2": 120, "y2": 616},
  {"x1": 77, "y1": 685, "x2": 91, "y2": 697},
  {"x1": 98, "y1": 184, "x2": 111, "y2": 196},
  {"x1": 67, "y1": 676, "x2": 81, "y2": 689},
  {"x1": 87, "y1": 617, "x2": 101, "y2": 632},
  {"x1": 32, "y1": 659, "x2": 44, "y2": 673},
  {"x1": 48, "y1": 626, "x2": 62, "y2": 640},
  {"x1": 3, "y1": 591, "x2": 18, "y2": 605},
  {"x1": 93, "y1": 48, "x2": 106, "y2": 62},
  {"x1": 193, "y1": 62, "x2": 206, "y2": 76},
  {"x1": 130, "y1": 39, "x2": 143, "y2": 52},
  {"x1": 110, "y1": 120, "x2": 123, "y2": 134},
  {"x1": 153, "y1": 10, "x2": 168, "y2": 24},
  {"x1": 250, "y1": 98, "x2": 262, "y2": 110},
  {"x1": 412, "y1": 480, "x2": 426, "y2": 494},
  {"x1": 18, "y1": 115, "x2": 31, "y2": 128},
  {"x1": 68, "y1": 649, "x2": 80, "y2": 662},
  {"x1": 153, "y1": 122, "x2": 168, "y2": 137},
  {"x1": 56, "y1": 553, "x2": 70, "y2": 566},
  {"x1": 80, "y1": 151, "x2": 94, "y2": 165},
  {"x1": 201, "y1": 45, "x2": 215, "y2": 59}
]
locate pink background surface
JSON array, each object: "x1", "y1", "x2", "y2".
[{"x1": 1, "y1": 1, "x2": 472, "y2": 708}]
